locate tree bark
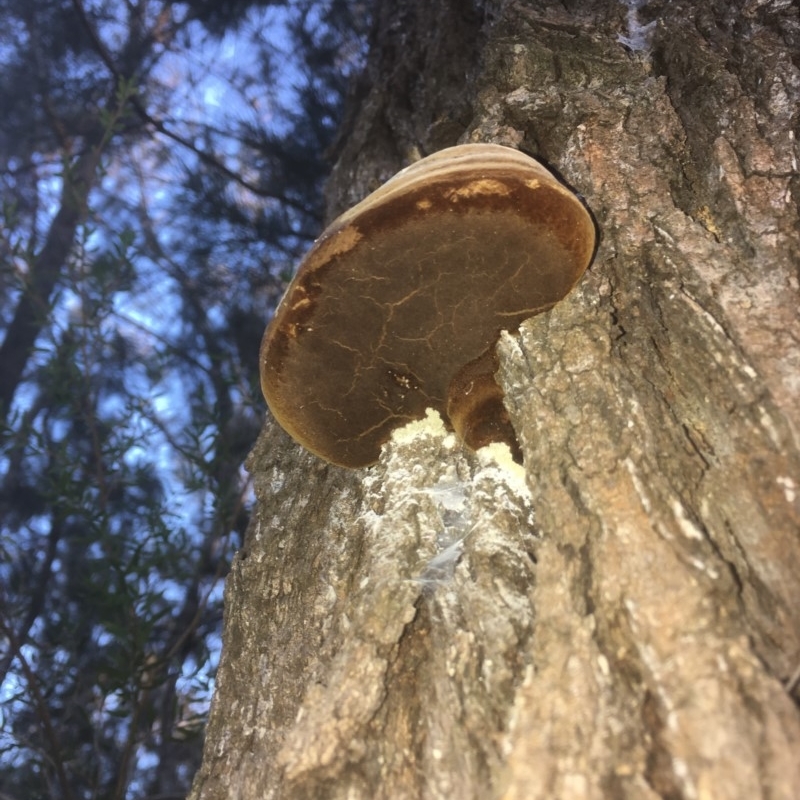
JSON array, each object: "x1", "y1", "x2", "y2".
[
  {"x1": 190, "y1": 1, "x2": 800, "y2": 798},
  {"x1": 0, "y1": 138, "x2": 104, "y2": 422}
]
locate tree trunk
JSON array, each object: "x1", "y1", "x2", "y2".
[
  {"x1": 190, "y1": 1, "x2": 800, "y2": 798},
  {"x1": 0, "y1": 137, "x2": 104, "y2": 421}
]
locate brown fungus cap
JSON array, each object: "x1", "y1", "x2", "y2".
[{"x1": 260, "y1": 143, "x2": 596, "y2": 468}]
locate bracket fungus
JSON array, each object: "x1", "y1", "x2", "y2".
[{"x1": 260, "y1": 143, "x2": 596, "y2": 468}]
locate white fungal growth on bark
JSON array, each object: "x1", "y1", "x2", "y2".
[
  {"x1": 360, "y1": 408, "x2": 535, "y2": 592},
  {"x1": 416, "y1": 473, "x2": 470, "y2": 587},
  {"x1": 617, "y1": 0, "x2": 656, "y2": 53}
]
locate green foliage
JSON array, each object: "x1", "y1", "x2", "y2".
[{"x1": 0, "y1": 0, "x2": 369, "y2": 797}]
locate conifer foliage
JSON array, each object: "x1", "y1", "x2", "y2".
[{"x1": 0, "y1": 0, "x2": 367, "y2": 796}]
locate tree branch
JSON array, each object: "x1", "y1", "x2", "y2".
[
  {"x1": 0, "y1": 619, "x2": 76, "y2": 800},
  {"x1": 69, "y1": 0, "x2": 314, "y2": 215},
  {"x1": 0, "y1": 138, "x2": 105, "y2": 423}
]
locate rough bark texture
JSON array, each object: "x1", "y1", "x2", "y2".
[{"x1": 190, "y1": 0, "x2": 800, "y2": 798}]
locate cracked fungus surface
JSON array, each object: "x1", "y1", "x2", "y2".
[{"x1": 261, "y1": 145, "x2": 595, "y2": 467}]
